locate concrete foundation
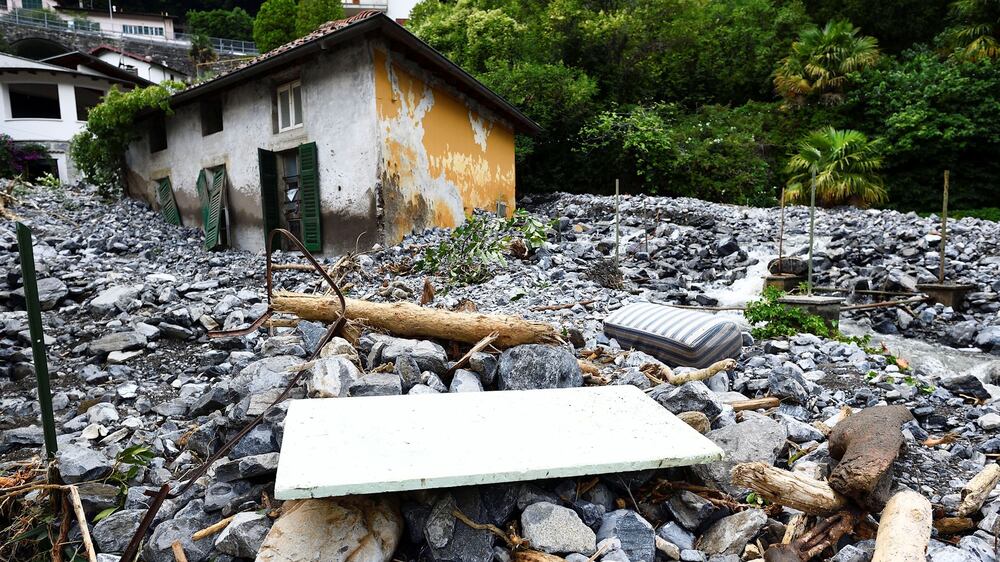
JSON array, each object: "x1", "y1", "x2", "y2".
[
  {"x1": 764, "y1": 274, "x2": 804, "y2": 292},
  {"x1": 917, "y1": 283, "x2": 976, "y2": 309},
  {"x1": 777, "y1": 295, "x2": 844, "y2": 329}
]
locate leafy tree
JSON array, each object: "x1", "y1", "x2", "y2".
[
  {"x1": 784, "y1": 127, "x2": 887, "y2": 207},
  {"x1": 189, "y1": 33, "x2": 218, "y2": 69},
  {"x1": 295, "y1": 0, "x2": 345, "y2": 37},
  {"x1": 774, "y1": 20, "x2": 880, "y2": 106},
  {"x1": 848, "y1": 48, "x2": 1000, "y2": 210},
  {"x1": 70, "y1": 83, "x2": 182, "y2": 199},
  {"x1": 253, "y1": 0, "x2": 297, "y2": 52},
  {"x1": 945, "y1": 0, "x2": 1000, "y2": 60},
  {"x1": 186, "y1": 8, "x2": 254, "y2": 41},
  {"x1": 0, "y1": 31, "x2": 9, "y2": 54}
]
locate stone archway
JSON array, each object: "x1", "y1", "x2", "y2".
[{"x1": 10, "y1": 37, "x2": 71, "y2": 60}]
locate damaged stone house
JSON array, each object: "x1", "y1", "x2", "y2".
[{"x1": 125, "y1": 11, "x2": 539, "y2": 255}]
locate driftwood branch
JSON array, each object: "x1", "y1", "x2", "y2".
[
  {"x1": 192, "y1": 514, "x2": 235, "y2": 541},
  {"x1": 731, "y1": 462, "x2": 849, "y2": 516},
  {"x1": 956, "y1": 464, "x2": 1000, "y2": 517},
  {"x1": 67, "y1": 486, "x2": 97, "y2": 562},
  {"x1": 765, "y1": 511, "x2": 856, "y2": 562}
]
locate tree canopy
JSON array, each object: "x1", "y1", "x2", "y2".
[
  {"x1": 186, "y1": 7, "x2": 254, "y2": 41},
  {"x1": 252, "y1": 0, "x2": 297, "y2": 52},
  {"x1": 294, "y1": 0, "x2": 345, "y2": 37}
]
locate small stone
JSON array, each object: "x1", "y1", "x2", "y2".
[
  {"x1": 652, "y1": 382, "x2": 723, "y2": 419},
  {"x1": 521, "y1": 502, "x2": 596, "y2": 555},
  {"x1": 214, "y1": 511, "x2": 272, "y2": 558},
  {"x1": 89, "y1": 331, "x2": 147, "y2": 355},
  {"x1": 350, "y1": 373, "x2": 403, "y2": 397},
  {"x1": 450, "y1": 370, "x2": 484, "y2": 392},
  {"x1": 697, "y1": 509, "x2": 766, "y2": 555},
  {"x1": 56, "y1": 444, "x2": 113, "y2": 483},
  {"x1": 307, "y1": 356, "x2": 362, "y2": 398},
  {"x1": 596, "y1": 510, "x2": 655, "y2": 562},
  {"x1": 92, "y1": 509, "x2": 144, "y2": 553}
]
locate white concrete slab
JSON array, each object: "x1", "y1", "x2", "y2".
[{"x1": 275, "y1": 385, "x2": 725, "y2": 499}]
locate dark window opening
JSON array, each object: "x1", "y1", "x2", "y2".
[
  {"x1": 149, "y1": 114, "x2": 167, "y2": 153},
  {"x1": 278, "y1": 149, "x2": 302, "y2": 245},
  {"x1": 200, "y1": 97, "x2": 223, "y2": 136},
  {"x1": 74, "y1": 87, "x2": 103, "y2": 121},
  {"x1": 9, "y1": 83, "x2": 61, "y2": 119}
]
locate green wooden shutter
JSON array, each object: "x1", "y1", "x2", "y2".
[
  {"x1": 204, "y1": 167, "x2": 226, "y2": 250},
  {"x1": 156, "y1": 177, "x2": 181, "y2": 226},
  {"x1": 258, "y1": 148, "x2": 279, "y2": 250},
  {"x1": 196, "y1": 170, "x2": 209, "y2": 229},
  {"x1": 298, "y1": 142, "x2": 322, "y2": 253}
]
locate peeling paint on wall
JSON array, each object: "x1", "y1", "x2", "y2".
[{"x1": 373, "y1": 44, "x2": 516, "y2": 244}]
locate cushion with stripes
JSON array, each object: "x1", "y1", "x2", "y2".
[{"x1": 603, "y1": 302, "x2": 742, "y2": 368}]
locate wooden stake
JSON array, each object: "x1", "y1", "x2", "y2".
[
  {"x1": 871, "y1": 490, "x2": 932, "y2": 562},
  {"x1": 939, "y1": 170, "x2": 949, "y2": 283},
  {"x1": 192, "y1": 514, "x2": 235, "y2": 542},
  {"x1": 67, "y1": 486, "x2": 97, "y2": 562},
  {"x1": 956, "y1": 464, "x2": 1000, "y2": 517},
  {"x1": 614, "y1": 178, "x2": 621, "y2": 270}
]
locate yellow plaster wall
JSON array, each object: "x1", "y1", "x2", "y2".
[{"x1": 373, "y1": 45, "x2": 516, "y2": 243}]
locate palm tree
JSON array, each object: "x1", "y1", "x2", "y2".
[
  {"x1": 785, "y1": 127, "x2": 888, "y2": 207},
  {"x1": 774, "y1": 20, "x2": 880, "y2": 106},
  {"x1": 948, "y1": 0, "x2": 1000, "y2": 60}
]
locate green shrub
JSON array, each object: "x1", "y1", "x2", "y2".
[
  {"x1": 70, "y1": 83, "x2": 181, "y2": 199},
  {"x1": 186, "y1": 8, "x2": 254, "y2": 41},
  {"x1": 744, "y1": 286, "x2": 831, "y2": 339}
]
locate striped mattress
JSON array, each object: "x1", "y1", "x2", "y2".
[{"x1": 603, "y1": 302, "x2": 742, "y2": 368}]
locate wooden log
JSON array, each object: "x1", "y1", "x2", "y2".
[
  {"x1": 828, "y1": 405, "x2": 914, "y2": 512},
  {"x1": 956, "y1": 464, "x2": 1000, "y2": 517},
  {"x1": 272, "y1": 291, "x2": 560, "y2": 348},
  {"x1": 871, "y1": 490, "x2": 932, "y2": 562},
  {"x1": 192, "y1": 514, "x2": 235, "y2": 541},
  {"x1": 728, "y1": 397, "x2": 781, "y2": 412},
  {"x1": 934, "y1": 517, "x2": 975, "y2": 535},
  {"x1": 731, "y1": 462, "x2": 849, "y2": 516},
  {"x1": 512, "y1": 550, "x2": 566, "y2": 562}
]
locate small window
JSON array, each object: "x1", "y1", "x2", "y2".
[
  {"x1": 9, "y1": 83, "x2": 61, "y2": 119},
  {"x1": 149, "y1": 114, "x2": 167, "y2": 153},
  {"x1": 276, "y1": 80, "x2": 303, "y2": 132},
  {"x1": 200, "y1": 97, "x2": 223, "y2": 136},
  {"x1": 22, "y1": 0, "x2": 42, "y2": 8},
  {"x1": 75, "y1": 87, "x2": 103, "y2": 121}
]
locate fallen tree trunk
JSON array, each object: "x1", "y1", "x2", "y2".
[
  {"x1": 731, "y1": 462, "x2": 849, "y2": 516},
  {"x1": 871, "y1": 490, "x2": 931, "y2": 562},
  {"x1": 272, "y1": 291, "x2": 560, "y2": 348},
  {"x1": 828, "y1": 405, "x2": 914, "y2": 512}
]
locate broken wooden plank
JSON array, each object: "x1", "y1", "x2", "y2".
[{"x1": 275, "y1": 386, "x2": 723, "y2": 499}]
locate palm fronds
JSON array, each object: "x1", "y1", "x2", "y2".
[
  {"x1": 785, "y1": 127, "x2": 887, "y2": 207},
  {"x1": 774, "y1": 20, "x2": 880, "y2": 105}
]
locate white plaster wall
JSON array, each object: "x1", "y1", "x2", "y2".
[
  {"x1": 1, "y1": 72, "x2": 116, "y2": 182},
  {"x1": 94, "y1": 52, "x2": 183, "y2": 84},
  {"x1": 125, "y1": 40, "x2": 381, "y2": 255}
]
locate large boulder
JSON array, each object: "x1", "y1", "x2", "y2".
[
  {"x1": 497, "y1": 345, "x2": 583, "y2": 390},
  {"x1": 691, "y1": 412, "x2": 787, "y2": 496},
  {"x1": 257, "y1": 497, "x2": 402, "y2": 562}
]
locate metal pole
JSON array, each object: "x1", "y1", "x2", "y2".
[
  {"x1": 16, "y1": 223, "x2": 58, "y2": 459},
  {"x1": 939, "y1": 170, "x2": 949, "y2": 284},
  {"x1": 614, "y1": 178, "x2": 620, "y2": 270},
  {"x1": 807, "y1": 171, "x2": 816, "y2": 296}
]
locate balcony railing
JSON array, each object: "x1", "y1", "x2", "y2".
[{"x1": 0, "y1": 10, "x2": 258, "y2": 56}]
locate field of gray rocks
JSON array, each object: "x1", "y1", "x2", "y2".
[{"x1": 2, "y1": 184, "x2": 1000, "y2": 562}]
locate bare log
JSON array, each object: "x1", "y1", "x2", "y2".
[
  {"x1": 956, "y1": 464, "x2": 1000, "y2": 517},
  {"x1": 828, "y1": 405, "x2": 914, "y2": 511},
  {"x1": 272, "y1": 291, "x2": 560, "y2": 348},
  {"x1": 728, "y1": 397, "x2": 781, "y2": 412},
  {"x1": 871, "y1": 490, "x2": 932, "y2": 562},
  {"x1": 512, "y1": 551, "x2": 565, "y2": 562},
  {"x1": 666, "y1": 358, "x2": 736, "y2": 385},
  {"x1": 731, "y1": 462, "x2": 849, "y2": 516}
]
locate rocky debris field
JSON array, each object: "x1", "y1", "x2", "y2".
[{"x1": 1, "y1": 184, "x2": 1000, "y2": 562}]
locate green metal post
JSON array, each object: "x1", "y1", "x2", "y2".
[
  {"x1": 807, "y1": 171, "x2": 816, "y2": 296},
  {"x1": 16, "y1": 223, "x2": 58, "y2": 459}
]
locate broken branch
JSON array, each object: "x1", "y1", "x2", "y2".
[
  {"x1": 67, "y1": 486, "x2": 97, "y2": 562},
  {"x1": 871, "y1": 490, "x2": 931, "y2": 562},
  {"x1": 956, "y1": 464, "x2": 1000, "y2": 517},
  {"x1": 731, "y1": 462, "x2": 849, "y2": 516},
  {"x1": 192, "y1": 514, "x2": 235, "y2": 542}
]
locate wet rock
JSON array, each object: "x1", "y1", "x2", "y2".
[
  {"x1": 940, "y1": 374, "x2": 990, "y2": 400},
  {"x1": 257, "y1": 497, "x2": 402, "y2": 562},
  {"x1": 596, "y1": 510, "x2": 655, "y2": 562},
  {"x1": 497, "y1": 344, "x2": 583, "y2": 390}
]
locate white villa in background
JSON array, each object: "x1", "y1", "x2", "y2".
[
  {"x1": 90, "y1": 45, "x2": 187, "y2": 84},
  {"x1": 0, "y1": 0, "x2": 177, "y2": 39},
  {"x1": 0, "y1": 51, "x2": 149, "y2": 181},
  {"x1": 342, "y1": 0, "x2": 420, "y2": 22}
]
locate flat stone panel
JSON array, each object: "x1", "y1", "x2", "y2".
[{"x1": 275, "y1": 386, "x2": 724, "y2": 499}]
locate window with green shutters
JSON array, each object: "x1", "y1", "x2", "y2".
[
  {"x1": 258, "y1": 148, "x2": 280, "y2": 250},
  {"x1": 155, "y1": 177, "x2": 180, "y2": 226},
  {"x1": 298, "y1": 142, "x2": 321, "y2": 253}
]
